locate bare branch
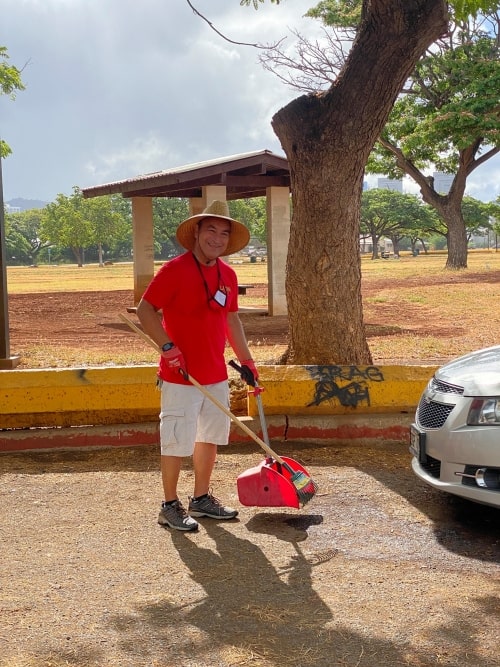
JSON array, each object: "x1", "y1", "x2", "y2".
[
  {"x1": 185, "y1": 0, "x2": 280, "y2": 49},
  {"x1": 259, "y1": 27, "x2": 353, "y2": 94}
]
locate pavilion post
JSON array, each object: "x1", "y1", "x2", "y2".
[{"x1": 0, "y1": 154, "x2": 20, "y2": 369}]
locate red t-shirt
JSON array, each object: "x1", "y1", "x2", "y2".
[{"x1": 142, "y1": 251, "x2": 239, "y2": 385}]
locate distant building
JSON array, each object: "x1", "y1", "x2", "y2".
[
  {"x1": 377, "y1": 177, "x2": 403, "y2": 192},
  {"x1": 4, "y1": 204, "x2": 21, "y2": 213},
  {"x1": 432, "y1": 172, "x2": 454, "y2": 194}
]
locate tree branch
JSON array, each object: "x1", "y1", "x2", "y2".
[{"x1": 185, "y1": 0, "x2": 279, "y2": 49}]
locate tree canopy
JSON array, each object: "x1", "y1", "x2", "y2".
[
  {"x1": 0, "y1": 46, "x2": 25, "y2": 158},
  {"x1": 258, "y1": 2, "x2": 499, "y2": 270},
  {"x1": 41, "y1": 188, "x2": 130, "y2": 267},
  {"x1": 368, "y1": 12, "x2": 499, "y2": 268}
]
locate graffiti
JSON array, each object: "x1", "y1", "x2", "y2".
[
  {"x1": 306, "y1": 365, "x2": 384, "y2": 408},
  {"x1": 77, "y1": 369, "x2": 88, "y2": 382}
]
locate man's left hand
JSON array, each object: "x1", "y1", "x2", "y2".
[{"x1": 239, "y1": 359, "x2": 259, "y2": 386}]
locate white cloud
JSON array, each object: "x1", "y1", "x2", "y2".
[{"x1": 1, "y1": 0, "x2": 498, "y2": 204}]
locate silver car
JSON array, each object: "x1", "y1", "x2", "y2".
[{"x1": 410, "y1": 344, "x2": 500, "y2": 508}]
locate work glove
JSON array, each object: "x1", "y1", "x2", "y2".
[
  {"x1": 229, "y1": 358, "x2": 260, "y2": 386},
  {"x1": 239, "y1": 359, "x2": 259, "y2": 386},
  {"x1": 161, "y1": 344, "x2": 186, "y2": 373}
]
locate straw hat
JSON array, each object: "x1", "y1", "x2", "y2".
[{"x1": 176, "y1": 200, "x2": 250, "y2": 255}]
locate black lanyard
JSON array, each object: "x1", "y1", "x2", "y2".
[{"x1": 192, "y1": 252, "x2": 225, "y2": 304}]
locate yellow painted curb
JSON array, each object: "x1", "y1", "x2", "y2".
[
  {"x1": 0, "y1": 364, "x2": 438, "y2": 430},
  {"x1": 0, "y1": 366, "x2": 159, "y2": 429}
]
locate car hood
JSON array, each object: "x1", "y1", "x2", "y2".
[{"x1": 435, "y1": 344, "x2": 500, "y2": 396}]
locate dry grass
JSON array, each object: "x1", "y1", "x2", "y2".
[
  {"x1": 7, "y1": 251, "x2": 499, "y2": 295},
  {"x1": 5, "y1": 250, "x2": 500, "y2": 368},
  {"x1": 6, "y1": 257, "x2": 269, "y2": 294}
]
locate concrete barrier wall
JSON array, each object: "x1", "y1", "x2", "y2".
[
  {"x1": 0, "y1": 366, "x2": 160, "y2": 429},
  {"x1": 0, "y1": 363, "x2": 437, "y2": 453}
]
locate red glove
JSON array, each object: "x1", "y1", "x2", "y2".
[
  {"x1": 161, "y1": 344, "x2": 186, "y2": 372},
  {"x1": 239, "y1": 359, "x2": 259, "y2": 385}
]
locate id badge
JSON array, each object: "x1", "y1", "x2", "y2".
[{"x1": 213, "y1": 289, "x2": 227, "y2": 307}]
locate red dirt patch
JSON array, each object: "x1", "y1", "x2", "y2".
[{"x1": 6, "y1": 268, "x2": 500, "y2": 368}]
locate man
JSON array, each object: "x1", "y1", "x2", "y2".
[{"x1": 136, "y1": 200, "x2": 259, "y2": 531}]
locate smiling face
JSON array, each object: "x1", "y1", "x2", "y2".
[{"x1": 193, "y1": 216, "x2": 232, "y2": 263}]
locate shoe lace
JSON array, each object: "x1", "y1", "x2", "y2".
[
  {"x1": 166, "y1": 500, "x2": 188, "y2": 517},
  {"x1": 191, "y1": 491, "x2": 222, "y2": 508},
  {"x1": 206, "y1": 491, "x2": 223, "y2": 507}
]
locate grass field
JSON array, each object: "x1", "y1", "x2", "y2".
[
  {"x1": 6, "y1": 250, "x2": 500, "y2": 295},
  {"x1": 5, "y1": 258, "x2": 269, "y2": 294},
  {"x1": 4, "y1": 250, "x2": 500, "y2": 368}
]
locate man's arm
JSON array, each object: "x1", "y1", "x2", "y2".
[
  {"x1": 226, "y1": 310, "x2": 260, "y2": 385},
  {"x1": 226, "y1": 311, "x2": 252, "y2": 361},
  {"x1": 136, "y1": 298, "x2": 170, "y2": 349}
]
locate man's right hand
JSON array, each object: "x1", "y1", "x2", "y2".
[{"x1": 161, "y1": 344, "x2": 186, "y2": 371}]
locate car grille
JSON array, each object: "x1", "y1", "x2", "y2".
[
  {"x1": 430, "y1": 377, "x2": 464, "y2": 395},
  {"x1": 416, "y1": 397, "x2": 455, "y2": 429},
  {"x1": 420, "y1": 454, "x2": 441, "y2": 479}
]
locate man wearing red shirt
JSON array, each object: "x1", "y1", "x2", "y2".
[{"x1": 137, "y1": 201, "x2": 258, "y2": 531}]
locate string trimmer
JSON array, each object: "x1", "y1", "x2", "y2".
[
  {"x1": 119, "y1": 313, "x2": 317, "y2": 508},
  {"x1": 228, "y1": 360, "x2": 318, "y2": 507}
]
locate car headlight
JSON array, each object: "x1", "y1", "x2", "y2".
[{"x1": 467, "y1": 398, "x2": 500, "y2": 425}]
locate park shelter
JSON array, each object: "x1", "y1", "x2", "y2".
[{"x1": 81, "y1": 150, "x2": 291, "y2": 315}]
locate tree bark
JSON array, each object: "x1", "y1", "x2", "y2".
[
  {"x1": 439, "y1": 201, "x2": 469, "y2": 270},
  {"x1": 272, "y1": 0, "x2": 448, "y2": 364}
]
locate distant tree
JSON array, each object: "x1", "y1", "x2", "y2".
[
  {"x1": 107, "y1": 196, "x2": 133, "y2": 259},
  {"x1": 0, "y1": 46, "x2": 25, "y2": 158},
  {"x1": 152, "y1": 198, "x2": 189, "y2": 258},
  {"x1": 461, "y1": 195, "x2": 494, "y2": 245},
  {"x1": 3, "y1": 215, "x2": 30, "y2": 265},
  {"x1": 492, "y1": 196, "x2": 500, "y2": 238},
  {"x1": 42, "y1": 189, "x2": 91, "y2": 266},
  {"x1": 41, "y1": 188, "x2": 129, "y2": 266},
  {"x1": 361, "y1": 190, "x2": 437, "y2": 258},
  {"x1": 367, "y1": 14, "x2": 500, "y2": 270},
  {"x1": 86, "y1": 195, "x2": 129, "y2": 266},
  {"x1": 404, "y1": 194, "x2": 494, "y2": 249},
  {"x1": 228, "y1": 198, "x2": 268, "y2": 245},
  {"x1": 4, "y1": 208, "x2": 49, "y2": 264}
]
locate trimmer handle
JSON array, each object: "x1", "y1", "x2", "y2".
[{"x1": 228, "y1": 359, "x2": 257, "y2": 388}]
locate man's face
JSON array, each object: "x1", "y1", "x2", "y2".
[{"x1": 194, "y1": 216, "x2": 231, "y2": 260}]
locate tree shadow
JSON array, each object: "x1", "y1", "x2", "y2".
[
  {"x1": 107, "y1": 516, "x2": 498, "y2": 666},
  {"x1": 0, "y1": 444, "x2": 161, "y2": 475}
]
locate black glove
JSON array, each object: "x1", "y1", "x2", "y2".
[{"x1": 229, "y1": 359, "x2": 258, "y2": 387}]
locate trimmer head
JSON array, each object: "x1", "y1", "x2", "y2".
[{"x1": 237, "y1": 456, "x2": 312, "y2": 508}]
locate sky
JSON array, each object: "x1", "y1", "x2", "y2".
[{"x1": 1, "y1": 0, "x2": 499, "y2": 205}]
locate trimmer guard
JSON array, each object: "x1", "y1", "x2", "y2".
[{"x1": 237, "y1": 456, "x2": 311, "y2": 508}]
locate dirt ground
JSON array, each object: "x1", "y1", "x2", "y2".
[
  {"x1": 6, "y1": 268, "x2": 500, "y2": 367},
  {"x1": 2, "y1": 272, "x2": 500, "y2": 666},
  {"x1": 1, "y1": 442, "x2": 499, "y2": 667}
]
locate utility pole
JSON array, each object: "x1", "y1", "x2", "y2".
[{"x1": 0, "y1": 154, "x2": 20, "y2": 369}]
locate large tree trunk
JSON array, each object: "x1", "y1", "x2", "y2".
[
  {"x1": 440, "y1": 202, "x2": 469, "y2": 270},
  {"x1": 272, "y1": 0, "x2": 447, "y2": 364},
  {"x1": 418, "y1": 177, "x2": 469, "y2": 269}
]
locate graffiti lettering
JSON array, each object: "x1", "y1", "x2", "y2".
[{"x1": 305, "y1": 365, "x2": 384, "y2": 408}]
